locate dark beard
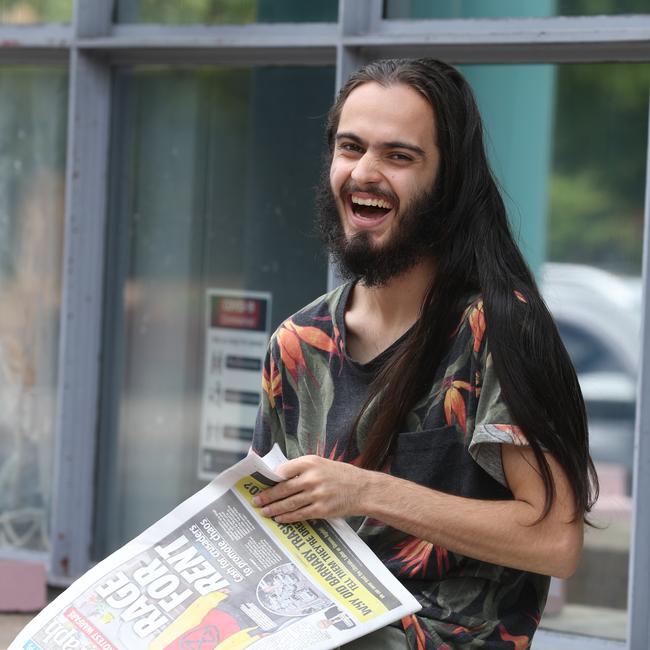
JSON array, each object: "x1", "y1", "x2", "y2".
[{"x1": 316, "y1": 170, "x2": 440, "y2": 287}]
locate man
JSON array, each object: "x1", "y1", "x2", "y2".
[{"x1": 251, "y1": 59, "x2": 597, "y2": 649}]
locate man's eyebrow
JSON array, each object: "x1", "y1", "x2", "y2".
[
  {"x1": 382, "y1": 140, "x2": 426, "y2": 157},
  {"x1": 335, "y1": 132, "x2": 365, "y2": 145},
  {"x1": 335, "y1": 132, "x2": 426, "y2": 157}
]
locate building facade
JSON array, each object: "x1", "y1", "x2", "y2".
[{"x1": 1, "y1": 1, "x2": 649, "y2": 647}]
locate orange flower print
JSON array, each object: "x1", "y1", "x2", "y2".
[
  {"x1": 317, "y1": 438, "x2": 345, "y2": 461},
  {"x1": 261, "y1": 357, "x2": 281, "y2": 408},
  {"x1": 443, "y1": 379, "x2": 473, "y2": 433},
  {"x1": 276, "y1": 319, "x2": 342, "y2": 381},
  {"x1": 401, "y1": 615, "x2": 428, "y2": 650},
  {"x1": 469, "y1": 300, "x2": 486, "y2": 353},
  {"x1": 304, "y1": 434, "x2": 360, "y2": 465},
  {"x1": 286, "y1": 320, "x2": 340, "y2": 355},
  {"x1": 498, "y1": 623, "x2": 529, "y2": 650},
  {"x1": 393, "y1": 537, "x2": 432, "y2": 577},
  {"x1": 276, "y1": 322, "x2": 306, "y2": 381},
  {"x1": 494, "y1": 424, "x2": 528, "y2": 446},
  {"x1": 451, "y1": 623, "x2": 486, "y2": 637},
  {"x1": 392, "y1": 537, "x2": 449, "y2": 578}
]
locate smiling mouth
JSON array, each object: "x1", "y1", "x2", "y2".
[{"x1": 349, "y1": 194, "x2": 394, "y2": 221}]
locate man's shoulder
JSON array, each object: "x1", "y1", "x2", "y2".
[
  {"x1": 456, "y1": 293, "x2": 484, "y2": 332},
  {"x1": 294, "y1": 283, "x2": 349, "y2": 323},
  {"x1": 445, "y1": 293, "x2": 486, "y2": 358},
  {"x1": 270, "y1": 282, "x2": 350, "y2": 341},
  {"x1": 450, "y1": 289, "x2": 530, "y2": 360}
]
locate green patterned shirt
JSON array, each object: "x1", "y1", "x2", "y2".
[{"x1": 253, "y1": 282, "x2": 548, "y2": 649}]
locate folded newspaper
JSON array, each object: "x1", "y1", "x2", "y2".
[{"x1": 11, "y1": 446, "x2": 420, "y2": 649}]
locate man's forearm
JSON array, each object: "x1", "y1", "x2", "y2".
[
  {"x1": 361, "y1": 469, "x2": 582, "y2": 579},
  {"x1": 253, "y1": 451, "x2": 583, "y2": 578}
]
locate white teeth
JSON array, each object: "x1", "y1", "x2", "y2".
[{"x1": 351, "y1": 195, "x2": 392, "y2": 210}]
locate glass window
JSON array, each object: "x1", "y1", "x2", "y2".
[
  {"x1": 95, "y1": 64, "x2": 334, "y2": 558},
  {"x1": 115, "y1": 0, "x2": 338, "y2": 25},
  {"x1": 384, "y1": 0, "x2": 650, "y2": 19},
  {"x1": 453, "y1": 62, "x2": 647, "y2": 641},
  {"x1": 0, "y1": 67, "x2": 68, "y2": 552},
  {"x1": 0, "y1": 0, "x2": 71, "y2": 23}
]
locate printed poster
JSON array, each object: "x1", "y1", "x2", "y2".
[{"x1": 199, "y1": 289, "x2": 271, "y2": 479}]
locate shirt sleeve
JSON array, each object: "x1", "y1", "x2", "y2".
[
  {"x1": 251, "y1": 341, "x2": 287, "y2": 456},
  {"x1": 468, "y1": 339, "x2": 529, "y2": 488}
]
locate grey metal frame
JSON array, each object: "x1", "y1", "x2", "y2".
[
  {"x1": 625, "y1": 94, "x2": 650, "y2": 650},
  {"x1": 49, "y1": 0, "x2": 113, "y2": 585},
  {"x1": 0, "y1": 0, "x2": 648, "y2": 645}
]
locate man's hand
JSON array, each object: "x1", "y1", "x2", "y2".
[{"x1": 251, "y1": 455, "x2": 370, "y2": 523}]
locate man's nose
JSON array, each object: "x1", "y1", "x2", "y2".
[{"x1": 350, "y1": 152, "x2": 382, "y2": 184}]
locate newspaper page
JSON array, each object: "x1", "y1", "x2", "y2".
[{"x1": 10, "y1": 447, "x2": 420, "y2": 650}]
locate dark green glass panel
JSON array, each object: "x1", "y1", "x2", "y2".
[
  {"x1": 96, "y1": 65, "x2": 334, "y2": 555},
  {"x1": 384, "y1": 0, "x2": 649, "y2": 19},
  {"x1": 116, "y1": 0, "x2": 337, "y2": 24}
]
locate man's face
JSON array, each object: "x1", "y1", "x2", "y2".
[{"x1": 321, "y1": 82, "x2": 441, "y2": 286}]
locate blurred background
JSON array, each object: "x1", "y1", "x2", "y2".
[{"x1": 0, "y1": 0, "x2": 648, "y2": 646}]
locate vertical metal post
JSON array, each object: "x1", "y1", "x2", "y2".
[
  {"x1": 49, "y1": 0, "x2": 113, "y2": 583},
  {"x1": 328, "y1": 0, "x2": 383, "y2": 291},
  {"x1": 626, "y1": 94, "x2": 650, "y2": 649},
  {"x1": 336, "y1": 0, "x2": 378, "y2": 89}
]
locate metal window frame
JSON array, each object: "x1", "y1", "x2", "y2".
[
  {"x1": 626, "y1": 92, "x2": 650, "y2": 650},
  {"x1": 49, "y1": 0, "x2": 113, "y2": 585},
  {"x1": 0, "y1": 0, "x2": 648, "y2": 646}
]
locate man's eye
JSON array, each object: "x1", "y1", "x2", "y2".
[
  {"x1": 339, "y1": 142, "x2": 363, "y2": 153},
  {"x1": 389, "y1": 152, "x2": 412, "y2": 162}
]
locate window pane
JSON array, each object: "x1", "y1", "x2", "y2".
[
  {"x1": 453, "y1": 62, "x2": 646, "y2": 641},
  {"x1": 116, "y1": 0, "x2": 337, "y2": 24},
  {"x1": 541, "y1": 65, "x2": 645, "y2": 641},
  {"x1": 96, "y1": 65, "x2": 334, "y2": 557},
  {"x1": 0, "y1": 0, "x2": 71, "y2": 23},
  {"x1": 385, "y1": 0, "x2": 650, "y2": 19},
  {"x1": 0, "y1": 67, "x2": 68, "y2": 552}
]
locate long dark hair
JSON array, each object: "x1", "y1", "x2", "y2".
[{"x1": 327, "y1": 58, "x2": 598, "y2": 521}]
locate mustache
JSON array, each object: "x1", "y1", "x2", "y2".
[{"x1": 340, "y1": 180, "x2": 399, "y2": 207}]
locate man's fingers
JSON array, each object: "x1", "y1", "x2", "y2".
[
  {"x1": 274, "y1": 456, "x2": 317, "y2": 480},
  {"x1": 260, "y1": 494, "x2": 312, "y2": 518},
  {"x1": 253, "y1": 475, "x2": 302, "y2": 507},
  {"x1": 272, "y1": 506, "x2": 315, "y2": 524}
]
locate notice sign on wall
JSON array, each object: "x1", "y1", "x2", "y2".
[{"x1": 199, "y1": 289, "x2": 271, "y2": 479}]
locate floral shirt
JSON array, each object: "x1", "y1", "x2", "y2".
[{"x1": 252, "y1": 282, "x2": 548, "y2": 649}]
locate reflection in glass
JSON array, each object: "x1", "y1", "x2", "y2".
[
  {"x1": 384, "y1": 0, "x2": 649, "y2": 19},
  {"x1": 116, "y1": 0, "x2": 337, "y2": 24},
  {"x1": 0, "y1": 68, "x2": 68, "y2": 551},
  {"x1": 0, "y1": 0, "x2": 71, "y2": 23},
  {"x1": 549, "y1": 64, "x2": 648, "y2": 273},
  {"x1": 97, "y1": 65, "x2": 334, "y2": 557},
  {"x1": 457, "y1": 62, "x2": 647, "y2": 640}
]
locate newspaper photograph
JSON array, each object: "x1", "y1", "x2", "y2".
[{"x1": 10, "y1": 446, "x2": 420, "y2": 649}]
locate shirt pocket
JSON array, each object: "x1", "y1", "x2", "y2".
[
  {"x1": 390, "y1": 425, "x2": 513, "y2": 500},
  {"x1": 390, "y1": 425, "x2": 462, "y2": 494}
]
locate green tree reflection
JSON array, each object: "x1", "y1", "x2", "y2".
[
  {"x1": 0, "y1": 0, "x2": 71, "y2": 23},
  {"x1": 549, "y1": 63, "x2": 649, "y2": 273},
  {"x1": 127, "y1": 0, "x2": 255, "y2": 24}
]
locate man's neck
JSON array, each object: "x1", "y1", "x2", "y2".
[{"x1": 344, "y1": 257, "x2": 435, "y2": 364}]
